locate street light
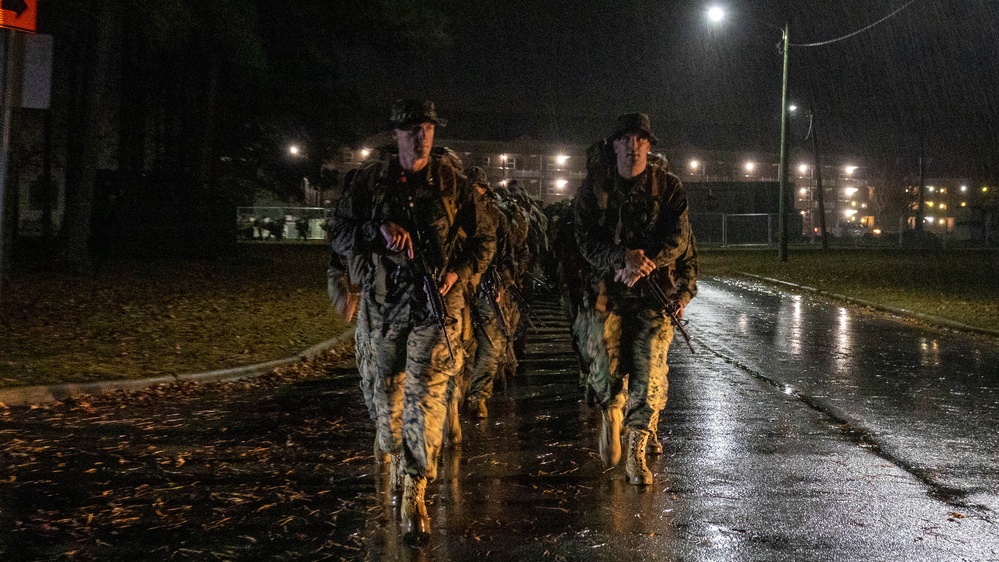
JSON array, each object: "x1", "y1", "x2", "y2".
[
  {"x1": 709, "y1": 6, "x2": 792, "y2": 261},
  {"x1": 288, "y1": 145, "x2": 300, "y2": 156}
]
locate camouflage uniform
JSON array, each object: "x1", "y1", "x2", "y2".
[
  {"x1": 492, "y1": 186, "x2": 528, "y2": 383},
  {"x1": 573, "y1": 123, "x2": 698, "y2": 478},
  {"x1": 330, "y1": 146, "x2": 496, "y2": 483},
  {"x1": 466, "y1": 185, "x2": 516, "y2": 409},
  {"x1": 328, "y1": 246, "x2": 374, "y2": 403}
]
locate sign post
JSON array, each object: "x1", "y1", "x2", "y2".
[
  {"x1": 0, "y1": 0, "x2": 35, "y2": 300},
  {"x1": 0, "y1": 0, "x2": 37, "y2": 34}
]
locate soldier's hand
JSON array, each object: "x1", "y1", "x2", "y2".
[
  {"x1": 380, "y1": 222, "x2": 414, "y2": 259},
  {"x1": 331, "y1": 278, "x2": 360, "y2": 322},
  {"x1": 674, "y1": 302, "x2": 685, "y2": 321},
  {"x1": 614, "y1": 267, "x2": 644, "y2": 287},
  {"x1": 439, "y1": 272, "x2": 460, "y2": 295},
  {"x1": 624, "y1": 248, "x2": 656, "y2": 277}
]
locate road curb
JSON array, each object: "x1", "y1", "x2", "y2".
[
  {"x1": 736, "y1": 272, "x2": 999, "y2": 339},
  {"x1": 0, "y1": 327, "x2": 357, "y2": 407}
]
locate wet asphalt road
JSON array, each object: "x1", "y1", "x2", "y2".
[{"x1": 1, "y1": 277, "x2": 997, "y2": 561}]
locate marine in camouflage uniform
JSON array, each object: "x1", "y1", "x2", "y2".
[
  {"x1": 573, "y1": 113, "x2": 698, "y2": 486},
  {"x1": 329, "y1": 100, "x2": 496, "y2": 543},
  {"x1": 463, "y1": 167, "x2": 517, "y2": 418},
  {"x1": 491, "y1": 184, "x2": 528, "y2": 385},
  {"x1": 498, "y1": 182, "x2": 533, "y2": 370}
]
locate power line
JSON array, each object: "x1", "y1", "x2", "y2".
[{"x1": 791, "y1": 0, "x2": 921, "y2": 48}]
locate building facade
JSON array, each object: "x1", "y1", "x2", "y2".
[{"x1": 328, "y1": 136, "x2": 996, "y2": 242}]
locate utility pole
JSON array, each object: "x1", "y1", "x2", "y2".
[
  {"x1": 777, "y1": 20, "x2": 791, "y2": 262},
  {"x1": 808, "y1": 104, "x2": 828, "y2": 250},
  {"x1": 916, "y1": 134, "x2": 925, "y2": 234}
]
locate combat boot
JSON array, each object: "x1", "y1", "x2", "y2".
[
  {"x1": 625, "y1": 429, "x2": 653, "y2": 485},
  {"x1": 446, "y1": 397, "x2": 462, "y2": 444},
  {"x1": 388, "y1": 453, "x2": 404, "y2": 507},
  {"x1": 401, "y1": 474, "x2": 431, "y2": 545},
  {"x1": 647, "y1": 431, "x2": 663, "y2": 455},
  {"x1": 470, "y1": 398, "x2": 488, "y2": 419},
  {"x1": 599, "y1": 406, "x2": 623, "y2": 467}
]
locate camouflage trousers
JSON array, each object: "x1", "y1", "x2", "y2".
[
  {"x1": 360, "y1": 286, "x2": 466, "y2": 481},
  {"x1": 355, "y1": 294, "x2": 376, "y2": 420},
  {"x1": 466, "y1": 289, "x2": 510, "y2": 402},
  {"x1": 497, "y1": 292, "x2": 522, "y2": 385},
  {"x1": 573, "y1": 305, "x2": 674, "y2": 431}
]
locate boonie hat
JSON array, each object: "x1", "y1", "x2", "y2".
[
  {"x1": 612, "y1": 112, "x2": 658, "y2": 145},
  {"x1": 390, "y1": 99, "x2": 447, "y2": 128},
  {"x1": 465, "y1": 166, "x2": 490, "y2": 188}
]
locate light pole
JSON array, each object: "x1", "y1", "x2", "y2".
[
  {"x1": 777, "y1": 21, "x2": 791, "y2": 262},
  {"x1": 708, "y1": 7, "x2": 792, "y2": 261}
]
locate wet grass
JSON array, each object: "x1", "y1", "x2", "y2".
[
  {"x1": 699, "y1": 247, "x2": 999, "y2": 333},
  {"x1": 0, "y1": 243, "x2": 347, "y2": 389}
]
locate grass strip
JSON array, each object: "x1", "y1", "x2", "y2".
[
  {"x1": 1, "y1": 244, "x2": 347, "y2": 389},
  {"x1": 698, "y1": 247, "x2": 999, "y2": 333}
]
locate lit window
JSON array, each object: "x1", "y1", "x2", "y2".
[
  {"x1": 744, "y1": 162, "x2": 755, "y2": 173},
  {"x1": 555, "y1": 179, "x2": 568, "y2": 190},
  {"x1": 939, "y1": 219, "x2": 945, "y2": 225},
  {"x1": 556, "y1": 154, "x2": 569, "y2": 166},
  {"x1": 940, "y1": 187, "x2": 947, "y2": 194},
  {"x1": 844, "y1": 187, "x2": 858, "y2": 197},
  {"x1": 926, "y1": 201, "x2": 934, "y2": 208},
  {"x1": 939, "y1": 203, "x2": 947, "y2": 210},
  {"x1": 845, "y1": 165, "x2": 858, "y2": 175},
  {"x1": 798, "y1": 164, "x2": 808, "y2": 174},
  {"x1": 689, "y1": 160, "x2": 700, "y2": 170},
  {"x1": 927, "y1": 186, "x2": 935, "y2": 192},
  {"x1": 851, "y1": 201, "x2": 857, "y2": 207},
  {"x1": 960, "y1": 185, "x2": 968, "y2": 192},
  {"x1": 360, "y1": 148, "x2": 371, "y2": 158},
  {"x1": 961, "y1": 202, "x2": 967, "y2": 207},
  {"x1": 799, "y1": 188, "x2": 807, "y2": 195}
]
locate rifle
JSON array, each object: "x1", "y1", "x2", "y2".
[
  {"x1": 405, "y1": 196, "x2": 457, "y2": 360},
  {"x1": 644, "y1": 277, "x2": 695, "y2": 353},
  {"x1": 480, "y1": 268, "x2": 511, "y2": 340},
  {"x1": 529, "y1": 273, "x2": 554, "y2": 293},
  {"x1": 507, "y1": 283, "x2": 545, "y2": 328}
]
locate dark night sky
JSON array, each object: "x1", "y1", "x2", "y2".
[{"x1": 339, "y1": 0, "x2": 999, "y2": 177}]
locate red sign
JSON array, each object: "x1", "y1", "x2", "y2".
[{"x1": 0, "y1": 0, "x2": 37, "y2": 33}]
